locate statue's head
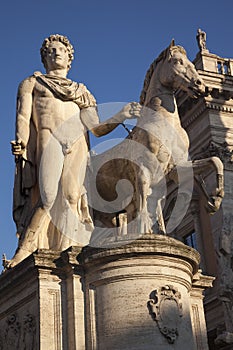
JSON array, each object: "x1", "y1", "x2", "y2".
[{"x1": 40, "y1": 34, "x2": 74, "y2": 71}]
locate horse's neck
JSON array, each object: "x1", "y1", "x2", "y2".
[{"x1": 144, "y1": 71, "x2": 179, "y2": 121}]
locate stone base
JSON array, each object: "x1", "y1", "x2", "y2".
[
  {"x1": 0, "y1": 247, "x2": 85, "y2": 350},
  {"x1": 81, "y1": 234, "x2": 213, "y2": 350},
  {"x1": 0, "y1": 235, "x2": 213, "y2": 349}
]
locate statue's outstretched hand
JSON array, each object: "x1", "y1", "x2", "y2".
[
  {"x1": 11, "y1": 140, "x2": 25, "y2": 156},
  {"x1": 120, "y1": 102, "x2": 142, "y2": 119}
]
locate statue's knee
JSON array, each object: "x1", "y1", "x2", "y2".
[
  {"x1": 66, "y1": 193, "x2": 79, "y2": 206},
  {"x1": 41, "y1": 191, "x2": 57, "y2": 209}
]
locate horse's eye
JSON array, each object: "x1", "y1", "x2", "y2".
[
  {"x1": 174, "y1": 58, "x2": 183, "y2": 65},
  {"x1": 173, "y1": 58, "x2": 179, "y2": 64}
]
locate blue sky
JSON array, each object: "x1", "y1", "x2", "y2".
[{"x1": 1, "y1": 0, "x2": 233, "y2": 270}]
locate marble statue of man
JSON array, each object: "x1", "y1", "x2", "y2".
[
  {"x1": 9, "y1": 34, "x2": 141, "y2": 267},
  {"x1": 196, "y1": 28, "x2": 207, "y2": 51}
]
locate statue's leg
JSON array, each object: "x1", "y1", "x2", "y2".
[
  {"x1": 39, "y1": 132, "x2": 64, "y2": 211},
  {"x1": 8, "y1": 133, "x2": 64, "y2": 268},
  {"x1": 62, "y1": 137, "x2": 88, "y2": 215},
  {"x1": 54, "y1": 137, "x2": 93, "y2": 246},
  {"x1": 7, "y1": 207, "x2": 49, "y2": 268}
]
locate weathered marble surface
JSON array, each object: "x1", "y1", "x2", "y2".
[
  {"x1": 0, "y1": 236, "x2": 212, "y2": 350},
  {"x1": 8, "y1": 34, "x2": 141, "y2": 268},
  {"x1": 176, "y1": 36, "x2": 233, "y2": 347},
  {"x1": 93, "y1": 40, "x2": 223, "y2": 241}
]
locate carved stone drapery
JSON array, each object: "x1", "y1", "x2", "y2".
[{"x1": 148, "y1": 285, "x2": 183, "y2": 344}]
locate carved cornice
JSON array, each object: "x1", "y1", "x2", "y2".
[
  {"x1": 200, "y1": 141, "x2": 233, "y2": 165},
  {"x1": 81, "y1": 234, "x2": 200, "y2": 273},
  {"x1": 177, "y1": 74, "x2": 233, "y2": 130},
  {"x1": 205, "y1": 101, "x2": 233, "y2": 112},
  {"x1": 179, "y1": 96, "x2": 233, "y2": 130},
  {"x1": 181, "y1": 103, "x2": 206, "y2": 129}
]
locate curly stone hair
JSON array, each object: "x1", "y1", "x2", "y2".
[{"x1": 40, "y1": 34, "x2": 74, "y2": 71}]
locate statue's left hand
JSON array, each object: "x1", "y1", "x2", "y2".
[{"x1": 120, "y1": 102, "x2": 142, "y2": 119}]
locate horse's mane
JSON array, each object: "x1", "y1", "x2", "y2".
[{"x1": 139, "y1": 45, "x2": 187, "y2": 105}]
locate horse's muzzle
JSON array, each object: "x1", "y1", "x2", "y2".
[{"x1": 188, "y1": 80, "x2": 205, "y2": 98}]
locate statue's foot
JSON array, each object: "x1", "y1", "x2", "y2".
[{"x1": 5, "y1": 248, "x2": 32, "y2": 269}]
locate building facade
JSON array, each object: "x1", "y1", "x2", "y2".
[{"x1": 171, "y1": 31, "x2": 233, "y2": 349}]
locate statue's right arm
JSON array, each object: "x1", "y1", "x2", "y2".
[
  {"x1": 11, "y1": 76, "x2": 35, "y2": 157},
  {"x1": 81, "y1": 102, "x2": 142, "y2": 137}
]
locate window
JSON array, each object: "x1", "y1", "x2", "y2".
[
  {"x1": 217, "y1": 62, "x2": 223, "y2": 74},
  {"x1": 223, "y1": 63, "x2": 229, "y2": 74},
  {"x1": 184, "y1": 231, "x2": 197, "y2": 249},
  {"x1": 217, "y1": 61, "x2": 229, "y2": 75}
]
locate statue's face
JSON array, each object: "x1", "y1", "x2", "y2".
[{"x1": 45, "y1": 41, "x2": 70, "y2": 72}]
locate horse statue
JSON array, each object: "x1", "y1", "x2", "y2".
[{"x1": 88, "y1": 40, "x2": 224, "y2": 243}]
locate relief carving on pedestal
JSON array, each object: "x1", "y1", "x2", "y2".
[
  {"x1": 148, "y1": 285, "x2": 183, "y2": 344},
  {"x1": 0, "y1": 312, "x2": 36, "y2": 350},
  {"x1": 22, "y1": 313, "x2": 36, "y2": 349},
  {"x1": 3, "y1": 314, "x2": 20, "y2": 349}
]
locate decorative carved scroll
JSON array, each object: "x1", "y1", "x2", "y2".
[{"x1": 148, "y1": 285, "x2": 183, "y2": 344}]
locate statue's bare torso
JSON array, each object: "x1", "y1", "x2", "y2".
[
  {"x1": 17, "y1": 75, "x2": 89, "y2": 213},
  {"x1": 25, "y1": 76, "x2": 87, "y2": 153}
]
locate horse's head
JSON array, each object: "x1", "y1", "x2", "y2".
[{"x1": 158, "y1": 40, "x2": 205, "y2": 98}]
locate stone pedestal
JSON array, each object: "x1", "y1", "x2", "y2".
[
  {"x1": 0, "y1": 247, "x2": 85, "y2": 350},
  {"x1": 0, "y1": 235, "x2": 213, "y2": 349},
  {"x1": 81, "y1": 234, "x2": 212, "y2": 350}
]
